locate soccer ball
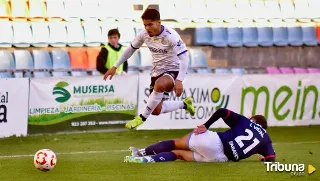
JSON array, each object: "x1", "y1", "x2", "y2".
[{"x1": 34, "y1": 149, "x2": 57, "y2": 172}]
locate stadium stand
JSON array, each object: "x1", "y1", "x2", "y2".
[
  {"x1": 0, "y1": 50, "x2": 15, "y2": 78},
  {"x1": 279, "y1": 67, "x2": 295, "y2": 74},
  {"x1": 29, "y1": 0, "x2": 47, "y2": 21},
  {"x1": 211, "y1": 24, "x2": 228, "y2": 47},
  {"x1": 86, "y1": 48, "x2": 99, "y2": 70},
  {"x1": 302, "y1": 23, "x2": 318, "y2": 46},
  {"x1": 273, "y1": 25, "x2": 289, "y2": 46},
  {"x1": 83, "y1": 20, "x2": 102, "y2": 47},
  {"x1": 293, "y1": 67, "x2": 308, "y2": 74},
  {"x1": 288, "y1": 23, "x2": 303, "y2": 46},
  {"x1": 242, "y1": 25, "x2": 258, "y2": 47},
  {"x1": 194, "y1": 26, "x2": 212, "y2": 46},
  {"x1": 46, "y1": 0, "x2": 65, "y2": 21},
  {"x1": 257, "y1": 24, "x2": 273, "y2": 47},
  {"x1": 81, "y1": 0, "x2": 99, "y2": 21},
  {"x1": 227, "y1": 23, "x2": 243, "y2": 47},
  {"x1": 215, "y1": 68, "x2": 232, "y2": 74},
  {"x1": 0, "y1": 0, "x2": 318, "y2": 78},
  {"x1": 48, "y1": 21, "x2": 67, "y2": 47},
  {"x1": 266, "y1": 67, "x2": 281, "y2": 74},
  {"x1": 307, "y1": 68, "x2": 320, "y2": 73},
  {"x1": 0, "y1": 21, "x2": 13, "y2": 48},
  {"x1": 32, "y1": 49, "x2": 52, "y2": 77},
  {"x1": 10, "y1": 0, "x2": 29, "y2": 20},
  {"x1": 13, "y1": 49, "x2": 33, "y2": 77},
  {"x1": 63, "y1": 0, "x2": 83, "y2": 21},
  {"x1": 31, "y1": 21, "x2": 49, "y2": 47},
  {"x1": 189, "y1": 48, "x2": 211, "y2": 73},
  {"x1": 0, "y1": 0, "x2": 10, "y2": 20},
  {"x1": 231, "y1": 68, "x2": 247, "y2": 75},
  {"x1": 12, "y1": 21, "x2": 32, "y2": 47},
  {"x1": 51, "y1": 49, "x2": 71, "y2": 77},
  {"x1": 68, "y1": 48, "x2": 88, "y2": 76},
  {"x1": 66, "y1": 20, "x2": 85, "y2": 47},
  {"x1": 317, "y1": 23, "x2": 320, "y2": 44}
]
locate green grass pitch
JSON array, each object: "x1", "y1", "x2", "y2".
[{"x1": 0, "y1": 126, "x2": 319, "y2": 181}]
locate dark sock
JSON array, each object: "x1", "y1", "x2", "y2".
[
  {"x1": 145, "y1": 140, "x2": 175, "y2": 155},
  {"x1": 148, "y1": 152, "x2": 177, "y2": 162},
  {"x1": 140, "y1": 114, "x2": 146, "y2": 121},
  {"x1": 183, "y1": 102, "x2": 187, "y2": 109}
]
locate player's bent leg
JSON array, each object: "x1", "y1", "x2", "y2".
[
  {"x1": 124, "y1": 151, "x2": 177, "y2": 163},
  {"x1": 151, "y1": 100, "x2": 164, "y2": 115},
  {"x1": 154, "y1": 75, "x2": 175, "y2": 93},
  {"x1": 125, "y1": 77, "x2": 169, "y2": 129},
  {"x1": 155, "y1": 75, "x2": 196, "y2": 116},
  {"x1": 124, "y1": 150, "x2": 195, "y2": 163},
  {"x1": 129, "y1": 139, "x2": 176, "y2": 157},
  {"x1": 172, "y1": 150, "x2": 195, "y2": 162},
  {"x1": 173, "y1": 133, "x2": 193, "y2": 150},
  {"x1": 188, "y1": 130, "x2": 229, "y2": 163},
  {"x1": 125, "y1": 75, "x2": 174, "y2": 129},
  {"x1": 150, "y1": 75, "x2": 174, "y2": 115}
]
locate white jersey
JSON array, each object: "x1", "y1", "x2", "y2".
[{"x1": 131, "y1": 25, "x2": 188, "y2": 77}]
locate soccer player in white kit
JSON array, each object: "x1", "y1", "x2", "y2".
[{"x1": 104, "y1": 9, "x2": 196, "y2": 129}]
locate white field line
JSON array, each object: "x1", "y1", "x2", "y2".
[
  {"x1": 0, "y1": 150, "x2": 128, "y2": 159},
  {"x1": 0, "y1": 141, "x2": 319, "y2": 159}
]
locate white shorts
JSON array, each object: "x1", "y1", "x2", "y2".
[{"x1": 188, "y1": 130, "x2": 228, "y2": 162}]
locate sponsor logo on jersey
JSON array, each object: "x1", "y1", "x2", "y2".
[
  {"x1": 149, "y1": 47, "x2": 168, "y2": 54},
  {"x1": 229, "y1": 141, "x2": 239, "y2": 161}
]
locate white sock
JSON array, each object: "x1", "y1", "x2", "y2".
[
  {"x1": 141, "y1": 91, "x2": 164, "y2": 119},
  {"x1": 160, "y1": 101, "x2": 185, "y2": 114}
]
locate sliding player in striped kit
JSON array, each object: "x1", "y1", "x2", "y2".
[
  {"x1": 124, "y1": 108, "x2": 276, "y2": 163},
  {"x1": 104, "y1": 9, "x2": 195, "y2": 129}
]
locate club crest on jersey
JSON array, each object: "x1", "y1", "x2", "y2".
[
  {"x1": 161, "y1": 37, "x2": 169, "y2": 45},
  {"x1": 177, "y1": 40, "x2": 183, "y2": 46}
]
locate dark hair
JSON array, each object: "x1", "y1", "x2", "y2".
[
  {"x1": 141, "y1": 8, "x2": 160, "y2": 21},
  {"x1": 108, "y1": 29, "x2": 120, "y2": 38},
  {"x1": 251, "y1": 115, "x2": 268, "y2": 129}
]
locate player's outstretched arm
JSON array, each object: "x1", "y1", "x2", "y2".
[
  {"x1": 103, "y1": 46, "x2": 137, "y2": 80},
  {"x1": 203, "y1": 108, "x2": 230, "y2": 129},
  {"x1": 193, "y1": 108, "x2": 230, "y2": 134},
  {"x1": 194, "y1": 108, "x2": 243, "y2": 134}
]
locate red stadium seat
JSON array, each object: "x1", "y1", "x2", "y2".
[
  {"x1": 316, "y1": 23, "x2": 320, "y2": 44},
  {"x1": 86, "y1": 48, "x2": 99, "y2": 70},
  {"x1": 68, "y1": 48, "x2": 89, "y2": 69}
]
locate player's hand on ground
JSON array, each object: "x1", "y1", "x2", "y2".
[
  {"x1": 174, "y1": 80, "x2": 183, "y2": 97},
  {"x1": 103, "y1": 66, "x2": 117, "y2": 80},
  {"x1": 193, "y1": 125, "x2": 207, "y2": 135},
  {"x1": 257, "y1": 155, "x2": 264, "y2": 161}
]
